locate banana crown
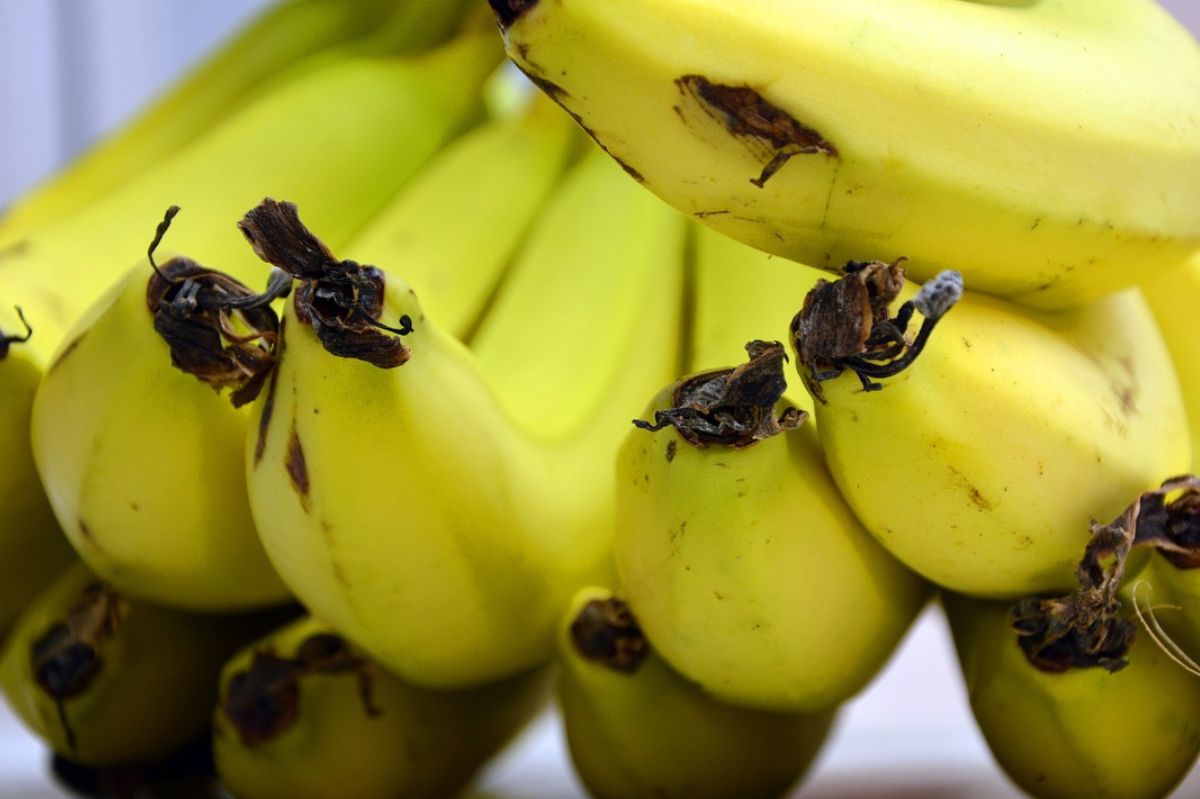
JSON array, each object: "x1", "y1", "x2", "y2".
[
  {"x1": 0, "y1": 307, "x2": 33, "y2": 360},
  {"x1": 568, "y1": 595, "x2": 649, "y2": 675},
  {"x1": 790, "y1": 260, "x2": 963, "y2": 400},
  {"x1": 144, "y1": 205, "x2": 291, "y2": 407},
  {"x1": 633, "y1": 339, "x2": 805, "y2": 448},
  {"x1": 238, "y1": 198, "x2": 418, "y2": 369}
]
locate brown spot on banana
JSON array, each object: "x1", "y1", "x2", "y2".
[
  {"x1": 676, "y1": 75, "x2": 837, "y2": 187},
  {"x1": 285, "y1": 425, "x2": 310, "y2": 509}
]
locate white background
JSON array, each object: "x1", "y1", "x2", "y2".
[{"x1": 2, "y1": 2, "x2": 1200, "y2": 797}]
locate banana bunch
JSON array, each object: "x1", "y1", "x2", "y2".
[
  {"x1": 492, "y1": 0, "x2": 1200, "y2": 310},
  {"x1": 9, "y1": 0, "x2": 1200, "y2": 795}
]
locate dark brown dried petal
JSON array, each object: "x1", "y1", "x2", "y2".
[
  {"x1": 633, "y1": 340, "x2": 805, "y2": 448},
  {"x1": 570, "y1": 598, "x2": 648, "y2": 674}
]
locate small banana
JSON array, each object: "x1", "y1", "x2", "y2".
[
  {"x1": 789, "y1": 261, "x2": 1189, "y2": 598},
  {"x1": 0, "y1": 0, "x2": 477, "y2": 248},
  {"x1": 492, "y1": 0, "x2": 1200, "y2": 309},
  {"x1": 16, "y1": 28, "x2": 500, "y2": 610},
  {"x1": 0, "y1": 562, "x2": 290, "y2": 766},
  {"x1": 214, "y1": 615, "x2": 549, "y2": 799},
  {"x1": 945, "y1": 540, "x2": 1200, "y2": 799},
  {"x1": 557, "y1": 586, "x2": 834, "y2": 799},
  {"x1": 242, "y1": 154, "x2": 684, "y2": 689},
  {"x1": 618, "y1": 340, "x2": 927, "y2": 712}
]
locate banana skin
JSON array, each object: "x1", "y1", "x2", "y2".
[{"x1": 492, "y1": 0, "x2": 1200, "y2": 309}]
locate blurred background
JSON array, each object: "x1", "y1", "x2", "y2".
[{"x1": 1, "y1": 2, "x2": 1199, "y2": 797}]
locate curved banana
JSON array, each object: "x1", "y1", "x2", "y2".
[
  {"x1": 28, "y1": 79, "x2": 561, "y2": 613},
  {"x1": 214, "y1": 615, "x2": 549, "y2": 799},
  {"x1": 617, "y1": 340, "x2": 927, "y2": 712},
  {"x1": 557, "y1": 586, "x2": 835, "y2": 799},
  {"x1": 492, "y1": 0, "x2": 1200, "y2": 309},
  {"x1": 18, "y1": 29, "x2": 501, "y2": 611},
  {"x1": 0, "y1": 562, "x2": 289, "y2": 766},
  {"x1": 0, "y1": 0, "x2": 478, "y2": 248},
  {"x1": 790, "y1": 261, "x2": 1188, "y2": 598},
  {"x1": 243, "y1": 154, "x2": 685, "y2": 689},
  {"x1": 945, "y1": 589, "x2": 1200, "y2": 799}
]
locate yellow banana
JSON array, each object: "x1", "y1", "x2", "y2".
[
  {"x1": 945, "y1": 589, "x2": 1200, "y2": 799},
  {"x1": 214, "y1": 615, "x2": 549, "y2": 799},
  {"x1": 789, "y1": 261, "x2": 1188, "y2": 598},
  {"x1": 617, "y1": 340, "x2": 927, "y2": 712},
  {"x1": 0, "y1": 0, "x2": 390, "y2": 246},
  {"x1": 20, "y1": 29, "x2": 501, "y2": 612},
  {"x1": 243, "y1": 152, "x2": 685, "y2": 689},
  {"x1": 0, "y1": 562, "x2": 290, "y2": 766},
  {"x1": 1143, "y1": 257, "x2": 1200, "y2": 468},
  {"x1": 342, "y1": 91, "x2": 579, "y2": 336},
  {"x1": 557, "y1": 586, "x2": 834, "y2": 799},
  {"x1": 493, "y1": 0, "x2": 1200, "y2": 309}
]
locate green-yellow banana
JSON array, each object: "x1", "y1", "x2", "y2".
[
  {"x1": 243, "y1": 152, "x2": 685, "y2": 689},
  {"x1": 0, "y1": 562, "x2": 290, "y2": 766},
  {"x1": 557, "y1": 586, "x2": 834, "y2": 799},
  {"x1": 0, "y1": 0, "x2": 477, "y2": 248},
  {"x1": 214, "y1": 615, "x2": 549, "y2": 799},
  {"x1": 493, "y1": 0, "x2": 1200, "y2": 309},
  {"x1": 617, "y1": 340, "x2": 927, "y2": 712},
  {"x1": 790, "y1": 261, "x2": 1188, "y2": 598},
  {"x1": 21, "y1": 29, "x2": 501, "y2": 612}
]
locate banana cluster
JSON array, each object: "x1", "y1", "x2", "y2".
[{"x1": 3, "y1": 0, "x2": 1200, "y2": 797}]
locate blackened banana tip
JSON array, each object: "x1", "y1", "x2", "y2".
[{"x1": 488, "y1": 0, "x2": 539, "y2": 30}]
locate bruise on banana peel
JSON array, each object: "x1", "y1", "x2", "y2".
[
  {"x1": 238, "y1": 198, "x2": 413, "y2": 368},
  {"x1": 221, "y1": 632, "x2": 379, "y2": 748},
  {"x1": 790, "y1": 261, "x2": 963, "y2": 402},
  {"x1": 0, "y1": 306, "x2": 32, "y2": 359},
  {"x1": 144, "y1": 206, "x2": 290, "y2": 407},
  {"x1": 633, "y1": 340, "x2": 806, "y2": 448},
  {"x1": 31, "y1": 582, "x2": 127, "y2": 752},
  {"x1": 676, "y1": 75, "x2": 837, "y2": 188},
  {"x1": 1011, "y1": 493, "x2": 1150, "y2": 673},
  {"x1": 570, "y1": 597, "x2": 649, "y2": 674}
]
